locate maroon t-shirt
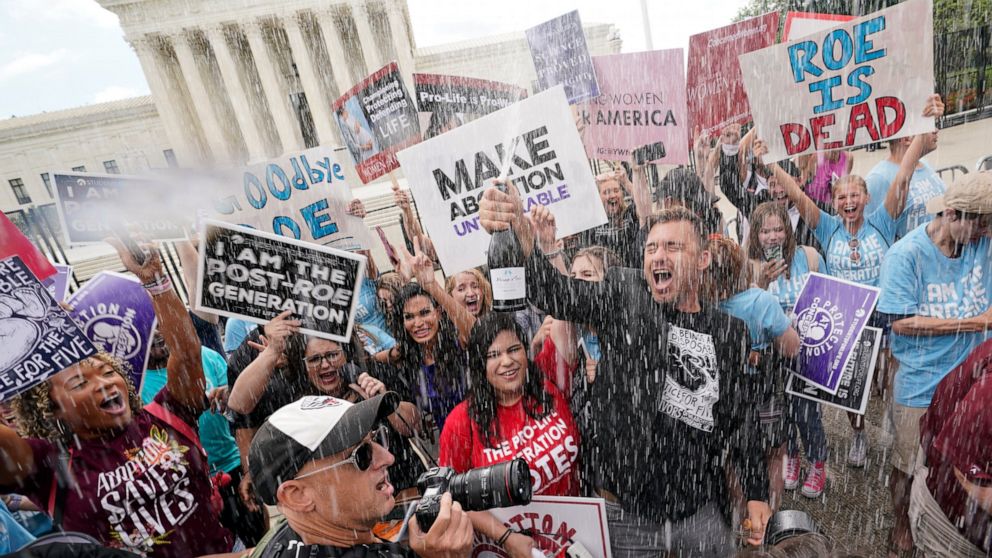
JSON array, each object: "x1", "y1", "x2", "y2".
[
  {"x1": 920, "y1": 338, "x2": 992, "y2": 552},
  {"x1": 8, "y1": 389, "x2": 233, "y2": 557}
]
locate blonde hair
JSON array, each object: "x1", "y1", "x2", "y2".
[
  {"x1": 12, "y1": 352, "x2": 143, "y2": 442},
  {"x1": 595, "y1": 174, "x2": 629, "y2": 215},
  {"x1": 831, "y1": 174, "x2": 869, "y2": 197},
  {"x1": 444, "y1": 268, "x2": 493, "y2": 316}
]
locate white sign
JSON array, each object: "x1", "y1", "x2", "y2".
[
  {"x1": 473, "y1": 496, "x2": 612, "y2": 558},
  {"x1": 739, "y1": 0, "x2": 934, "y2": 162},
  {"x1": 210, "y1": 147, "x2": 374, "y2": 252},
  {"x1": 396, "y1": 86, "x2": 607, "y2": 274}
]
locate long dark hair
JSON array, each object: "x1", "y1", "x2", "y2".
[
  {"x1": 467, "y1": 313, "x2": 552, "y2": 449},
  {"x1": 393, "y1": 283, "x2": 466, "y2": 393},
  {"x1": 748, "y1": 201, "x2": 798, "y2": 280}
]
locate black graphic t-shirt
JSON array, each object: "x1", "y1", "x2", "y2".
[{"x1": 525, "y1": 252, "x2": 768, "y2": 523}]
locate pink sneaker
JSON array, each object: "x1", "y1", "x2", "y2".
[
  {"x1": 784, "y1": 454, "x2": 801, "y2": 490},
  {"x1": 801, "y1": 461, "x2": 826, "y2": 498}
]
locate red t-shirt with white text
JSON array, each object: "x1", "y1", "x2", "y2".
[{"x1": 438, "y1": 381, "x2": 580, "y2": 496}]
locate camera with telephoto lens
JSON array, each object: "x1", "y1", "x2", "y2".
[{"x1": 415, "y1": 458, "x2": 532, "y2": 531}]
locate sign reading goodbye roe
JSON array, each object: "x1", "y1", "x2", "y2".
[{"x1": 738, "y1": 0, "x2": 934, "y2": 162}]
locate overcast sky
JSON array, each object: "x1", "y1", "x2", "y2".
[{"x1": 0, "y1": 0, "x2": 748, "y2": 120}]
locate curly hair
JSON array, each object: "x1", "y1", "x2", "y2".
[
  {"x1": 467, "y1": 313, "x2": 552, "y2": 449},
  {"x1": 444, "y1": 268, "x2": 493, "y2": 317},
  {"x1": 703, "y1": 236, "x2": 750, "y2": 303},
  {"x1": 12, "y1": 352, "x2": 143, "y2": 442}
]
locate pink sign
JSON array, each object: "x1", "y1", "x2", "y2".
[
  {"x1": 575, "y1": 50, "x2": 689, "y2": 164},
  {"x1": 686, "y1": 12, "x2": 780, "y2": 138}
]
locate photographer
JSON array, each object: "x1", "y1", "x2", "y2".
[{"x1": 246, "y1": 395, "x2": 472, "y2": 558}]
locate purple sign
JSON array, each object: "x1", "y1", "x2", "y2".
[
  {"x1": 68, "y1": 272, "x2": 157, "y2": 388},
  {"x1": 793, "y1": 272, "x2": 879, "y2": 394},
  {"x1": 41, "y1": 264, "x2": 72, "y2": 302},
  {"x1": 526, "y1": 10, "x2": 600, "y2": 104}
]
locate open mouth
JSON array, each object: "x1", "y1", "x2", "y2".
[
  {"x1": 842, "y1": 205, "x2": 858, "y2": 219},
  {"x1": 412, "y1": 325, "x2": 432, "y2": 340},
  {"x1": 651, "y1": 269, "x2": 673, "y2": 292},
  {"x1": 498, "y1": 366, "x2": 520, "y2": 382},
  {"x1": 317, "y1": 369, "x2": 339, "y2": 385},
  {"x1": 99, "y1": 393, "x2": 127, "y2": 416},
  {"x1": 464, "y1": 297, "x2": 480, "y2": 314}
]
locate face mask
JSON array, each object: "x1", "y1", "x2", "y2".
[{"x1": 721, "y1": 143, "x2": 740, "y2": 156}]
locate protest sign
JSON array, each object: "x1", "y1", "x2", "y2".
[
  {"x1": 333, "y1": 62, "x2": 421, "y2": 183},
  {"x1": 787, "y1": 326, "x2": 881, "y2": 415},
  {"x1": 413, "y1": 73, "x2": 528, "y2": 139},
  {"x1": 576, "y1": 50, "x2": 689, "y2": 163},
  {"x1": 41, "y1": 264, "x2": 72, "y2": 301},
  {"x1": 526, "y1": 10, "x2": 600, "y2": 104},
  {"x1": 793, "y1": 272, "x2": 879, "y2": 394},
  {"x1": 738, "y1": 0, "x2": 934, "y2": 162},
  {"x1": 68, "y1": 272, "x2": 157, "y2": 388},
  {"x1": 52, "y1": 171, "x2": 190, "y2": 244},
  {"x1": 473, "y1": 496, "x2": 612, "y2": 558},
  {"x1": 209, "y1": 146, "x2": 373, "y2": 252},
  {"x1": 0, "y1": 212, "x2": 56, "y2": 281},
  {"x1": 687, "y1": 13, "x2": 779, "y2": 138},
  {"x1": 784, "y1": 11, "x2": 855, "y2": 41},
  {"x1": 196, "y1": 220, "x2": 365, "y2": 342},
  {"x1": 396, "y1": 86, "x2": 607, "y2": 275},
  {"x1": 0, "y1": 256, "x2": 97, "y2": 400}
]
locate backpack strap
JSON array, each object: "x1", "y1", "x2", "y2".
[{"x1": 144, "y1": 401, "x2": 207, "y2": 459}]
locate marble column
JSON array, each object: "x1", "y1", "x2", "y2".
[
  {"x1": 205, "y1": 24, "x2": 267, "y2": 161},
  {"x1": 316, "y1": 9, "x2": 354, "y2": 97},
  {"x1": 242, "y1": 19, "x2": 305, "y2": 153},
  {"x1": 350, "y1": 1, "x2": 384, "y2": 74},
  {"x1": 283, "y1": 13, "x2": 340, "y2": 146},
  {"x1": 170, "y1": 30, "x2": 235, "y2": 162}
]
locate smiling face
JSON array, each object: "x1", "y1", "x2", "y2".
[
  {"x1": 757, "y1": 214, "x2": 787, "y2": 252},
  {"x1": 767, "y1": 175, "x2": 788, "y2": 206},
  {"x1": 598, "y1": 179, "x2": 624, "y2": 217},
  {"x1": 304, "y1": 338, "x2": 347, "y2": 395},
  {"x1": 48, "y1": 357, "x2": 132, "y2": 438},
  {"x1": 451, "y1": 272, "x2": 484, "y2": 316},
  {"x1": 832, "y1": 177, "x2": 869, "y2": 225},
  {"x1": 642, "y1": 219, "x2": 710, "y2": 306},
  {"x1": 402, "y1": 295, "x2": 440, "y2": 345},
  {"x1": 484, "y1": 330, "x2": 528, "y2": 406}
]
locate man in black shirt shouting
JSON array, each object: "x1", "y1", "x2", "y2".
[{"x1": 480, "y1": 182, "x2": 771, "y2": 556}]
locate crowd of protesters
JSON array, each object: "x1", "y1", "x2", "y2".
[{"x1": 0, "y1": 77, "x2": 990, "y2": 558}]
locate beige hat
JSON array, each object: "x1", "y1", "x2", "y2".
[{"x1": 927, "y1": 171, "x2": 992, "y2": 215}]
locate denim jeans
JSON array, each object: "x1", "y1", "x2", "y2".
[{"x1": 786, "y1": 396, "x2": 828, "y2": 463}]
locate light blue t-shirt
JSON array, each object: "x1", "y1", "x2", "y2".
[
  {"x1": 767, "y1": 248, "x2": 825, "y2": 317},
  {"x1": 878, "y1": 226, "x2": 992, "y2": 407},
  {"x1": 0, "y1": 500, "x2": 34, "y2": 553},
  {"x1": 140, "y1": 348, "x2": 241, "y2": 474},
  {"x1": 354, "y1": 278, "x2": 396, "y2": 353},
  {"x1": 813, "y1": 207, "x2": 897, "y2": 287},
  {"x1": 865, "y1": 159, "x2": 945, "y2": 238},
  {"x1": 720, "y1": 288, "x2": 792, "y2": 351},
  {"x1": 223, "y1": 318, "x2": 257, "y2": 354}
]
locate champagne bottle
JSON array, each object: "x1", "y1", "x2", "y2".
[{"x1": 487, "y1": 183, "x2": 527, "y2": 313}]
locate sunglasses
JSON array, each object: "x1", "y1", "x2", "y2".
[
  {"x1": 295, "y1": 425, "x2": 389, "y2": 479},
  {"x1": 849, "y1": 239, "x2": 861, "y2": 263},
  {"x1": 303, "y1": 350, "x2": 343, "y2": 368}
]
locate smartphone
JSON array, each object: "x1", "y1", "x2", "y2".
[
  {"x1": 633, "y1": 141, "x2": 666, "y2": 166},
  {"x1": 763, "y1": 244, "x2": 783, "y2": 262}
]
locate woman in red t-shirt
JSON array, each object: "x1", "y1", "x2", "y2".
[
  {"x1": 0, "y1": 239, "x2": 233, "y2": 558},
  {"x1": 439, "y1": 313, "x2": 580, "y2": 558}
]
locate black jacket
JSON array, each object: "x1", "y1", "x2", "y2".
[{"x1": 525, "y1": 252, "x2": 768, "y2": 522}]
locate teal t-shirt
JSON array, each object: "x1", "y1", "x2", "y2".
[
  {"x1": 0, "y1": 500, "x2": 34, "y2": 553},
  {"x1": 864, "y1": 159, "x2": 945, "y2": 238},
  {"x1": 813, "y1": 207, "x2": 897, "y2": 287},
  {"x1": 140, "y1": 348, "x2": 241, "y2": 474},
  {"x1": 878, "y1": 226, "x2": 992, "y2": 407},
  {"x1": 766, "y1": 248, "x2": 825, "y2": 317},
  {"x1": 719, "y1": 288, "x2": 792, "y2": 351}
]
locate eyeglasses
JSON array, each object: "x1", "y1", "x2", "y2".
[
  {"x1": 294, "y1": 426, "x2": 389, "y2": 479},
  {"x1": 303, "y1": 350, "x2": 343, "y2": 368},
  {"x1": 848, "y1": 238, "x2": 861, "y2": 263}
]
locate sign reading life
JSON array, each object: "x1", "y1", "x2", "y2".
[{"x1": 782, "y1": 15, "x2": 900, "y2": 154}]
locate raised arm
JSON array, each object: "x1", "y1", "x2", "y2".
[
  {"x1": 107, "y1": 236, "x2": 205, "y2": 411},
  {"x1": 757, "y1": 140, "x2": 822, "y2": 229},
  {"x1": 227, "y1": 311, "x2": 300, "y2": 414},
  {"x1": 621, "y1": 165, "x2": 652, "y2": 227},
  {"x1": 406, "y1": 237, "x2": 476, "y2": 347},
  {"x1": 884, "y1": 94, "x2": 945, "y2": 219}
]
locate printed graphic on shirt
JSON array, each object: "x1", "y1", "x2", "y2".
[
  {"x1": 97, "y1": 426, "x2": 197, "y2": 555},
  {"x1": 478, "y1": 412, "x2": 578, "y2": 494},
  {"x1": 903, "y1": 174, "x2": 944, "y2": 234},
  {"x1": 825, "y1": 233, "x2": 885, "y2": 284},
  {"x1": 660, "y1": 325, "x2": 719, "y2": 432},
  {"x1": 919, "y1": 264, "x2": 989, "y2": 319}
]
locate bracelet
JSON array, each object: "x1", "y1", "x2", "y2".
[
  {"x1": 496, "y1": 527, "x2": 514, "y2": 547},
  {"x1": 543, "y1": 248, "x2": 562, "y2": 259},
  {"x1": 6, "y1": 494, "x2": 21, "y2": 512},
  {"x1": 143, "y1": 276, "x2": 174, "y2": 297}
]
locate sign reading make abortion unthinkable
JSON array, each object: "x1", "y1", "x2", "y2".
[
  {"x1": 52, "y1": 172, "x2": 190, "y2": 244},
  {"x1": 576, "y1": 49, "x2": 689, "y2": 163},
  {"x1": 686, "y1": 12, "x2": 779, "y2": 138},
  {"x1": 0, "y1": 256, "x2": 97, "y2": 401},
  {"x1": 333, "y1": 62, "x2": 421, "y2": 184},
  {"x1": 211, "y1": 146, "x2": 373, "y2": 252},
  {"x1": 196, "y1": 220, "x2": 365, "y2": 343},
  {"x1": 787, "y1": 326, "x2": 881, "y2": 415},
  {"x1": 792, "y1": 273, "x2": 879, "y2": 394},
  {"x1": 396, "y1": 86, "x2": 607, "y2": 275},
  {"x1": 738, "y1": 0, "x2": 934, "y2": 162},
  {"x1": 68, "y1": 272, "x2": 158, "y2": 389},
  {"x1": 413, "y1": 73, "x2": 528, "y2": 139},
  {"x1": 526, "y1": 10, "x2": 600, "y2": 104}
]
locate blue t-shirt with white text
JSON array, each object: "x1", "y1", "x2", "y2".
[
  {"x1": 813, "y1": 207, "x2": 897, "y2": 287},
  {"x1": 767, "y1": 248, "x2": 825, "y2": 318},
  {"x1": 865, "y1": 159, "x2": 945, "y2": 238},
  {"x1": 878, "y1": 226, "x2": 992, "y2": 407}
]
